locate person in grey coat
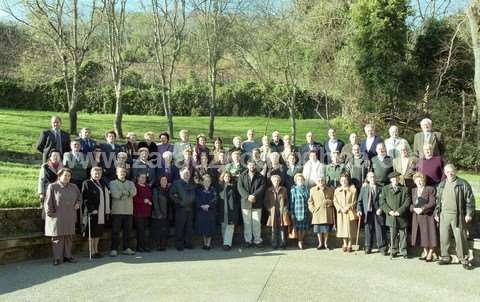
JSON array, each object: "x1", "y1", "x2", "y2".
[
  {"x1": 169, "y1": 168, "x2": 196, "y2": 251},
  {"x1": 44, "y1": 168, "x2": 81, "y2": 265}
]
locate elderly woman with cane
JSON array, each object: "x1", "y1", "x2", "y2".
[{"x1": 82, "y1": 166, "x2": 111, "y2": 259}]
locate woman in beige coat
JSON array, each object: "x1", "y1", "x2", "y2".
[
  {"x1": 44, "y1": 168, "x2": 81, "y2": 265},
  {"x1": 333, "y1": 174, "x2": 358, "y2": 252},
  {"x1": 308, "y1": 177, "x2": 335, "y2": 250}
]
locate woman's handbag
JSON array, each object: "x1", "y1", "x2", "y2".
[{"x1": 348, "y1": 209, "x2": 359, "y2": 221}]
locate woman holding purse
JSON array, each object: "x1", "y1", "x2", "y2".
[
  {"x1": 333, "y1": 174, "x2": 358, "y2": 252},
  {"x1": 308, "y1": 177, "x2": 335, "y2": 250}
]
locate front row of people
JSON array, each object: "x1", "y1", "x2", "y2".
[{"x1": 43, "y1": 163, "x2": 475, "y2": 270}]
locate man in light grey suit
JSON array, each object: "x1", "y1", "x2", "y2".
[{"x1": 412, "y1": 118, "x2": 444, "y2": 158}]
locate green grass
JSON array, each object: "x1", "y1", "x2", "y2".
[
  {"x1": 0, "y1": 108, "x2": 346, "y2": 208},
  {"x1": 0, "y1": 109, "x2": 478, "y2": 208}
]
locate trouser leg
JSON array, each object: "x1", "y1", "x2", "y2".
[
  {"x1": 63, "y1": 235, "x2": 73, "y2": 258},
  {"x1": 52, "y1": 236, "x2": 64, "y2": 261},
  {"x1": 439, "y1": 213, "x2": 453, "y2": 259},
  {"x1": 374, "y1": 215, "x2": 387, "y2": 251},
  {"x1": 122, "y1": 215, "x2": 133, "y2": 250},
  {"x1": 222, "y1": 223, "x2": 234, "y2": 246},
  {"x1": 111, "y1": 215, "x2": 121, "y2": 251},
  {"x1": 271, "y1": 227, "x2": 278, "y2": 249},
  {"x1": 279, "y1": 226, "x2": 286, "y2": 248},
  {"x1": 252, "y1": 209, "x2": 263, "y2": 244},
  {"x1": 242, "y1": 209, "x2": 253, "y2": 243},
  {"x1": 364, "y1": 213, "x2": 374, "y2": 249},
  {"x1": 452, "y1": 223, "x2": 469, "y2": 262},
  {"x1": 135, "y1": 217, "x2": 146, "y2": 249},
  {"x1": 175, "y1": 209, "x2": 186, "y2": 249},
  {"x1": 390, "y1": 227, "x2": 399, "y2": 254},
  {"x1": 399, "y1": 228, "x2": 407, "y2": 256},
  {"x1": 184, "y1": 210, "x2": 193, "y2": 248}
]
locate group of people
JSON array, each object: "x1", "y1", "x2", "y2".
[{"x1": 36, "y1": 116, "x2": 476, "y2": 270}]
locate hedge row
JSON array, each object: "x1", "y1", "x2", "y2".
[{"x1": 0, "y1": 79, "x2": 340, "y2": 118}]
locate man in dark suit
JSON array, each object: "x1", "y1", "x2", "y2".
[
  {"x1": 357, "y1": 172, "x2": 387, "y2": 255},
  {"x1": 99, "y1": 130, "x2": 124, "y2": 176},
  {"x1": 36, "y1": 115, "x2": 71, "y2": 163},
  {"x1": 299, "y1": 131, "x2": 323, "y2": 165},
  {"x1": 413, "y1": 118, "x2": 445, "y2": 158},
  {"x1": 237, "y1": 160, "x2": 266, "y2": 248},
  {"x1": 360, "y1": 123, "x2": 383, "y2": 160},
  {"x1": 324, "y1": 128, "x2": 345, "y2": 164}
]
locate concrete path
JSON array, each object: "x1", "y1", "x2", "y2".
[{"x1": 0, "y1": 247, "x2": 479, "y2": 302}]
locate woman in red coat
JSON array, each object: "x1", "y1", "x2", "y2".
[
  {"x1": 134, "y1": 173, "x2": 153, "y2": 252},
  {"x1": 410, "y1": 172, "x2": 437, "y2": 262}
]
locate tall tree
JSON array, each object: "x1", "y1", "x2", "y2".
[
  {"x1": 190, "y1": 0, "x2": 242, "y2": 138},
  {"x1": 149, "y1": 0, "x2": 186, "y2": 139},
  {"x1": 350, "y1": 0, "x2": 411, "y2": 122},
  {"x1": 233, "y1": 1, "x2": 305, "y2": 141},
  {"x1": 467, "y1": 0, "x2": 480, "y2": 146},
  {"x1": 2, "y1": 0, "x2": 101, "y2": 134},
  {"x1": 103, "y1": 0, "x2": 128, "y2": 138}
]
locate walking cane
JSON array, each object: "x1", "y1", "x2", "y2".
[
  {"x1": 88, "y1": 213, "x2": 92, "y2": 261},
  {"x1": 353, "y1": 216, "x2": 361, "y2": 252}
]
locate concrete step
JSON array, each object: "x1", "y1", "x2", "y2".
[{"x1": 1, "y1": 226, "x2": 479, "y2": 264}]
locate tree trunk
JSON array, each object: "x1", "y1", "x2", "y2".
[
  {"x1": 208, "y1": 64, "x2": 216, "y2": 139},
  {"x1": 467, "y1": 2, "x2": 480, "y2": 148},
  {"x1": 461, "y1": 90, "x2": 466, "y2": 145},
  {"x1": 69, "y1": 70, "x2": 79, "y2": 135},
  {"x1": 114, "y1": 81, "x2": 123, "y2": 138},
  {"x1": 289, "y1": 87, "x2": 297, "y2": 143},
  {"x1": 160, "y1": 75, "x2": 174, "y2": 139}
]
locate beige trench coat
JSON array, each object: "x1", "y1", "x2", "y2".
[
  {"x1": 333, "y1": 185, "x2": 358, "y2": 240},
  {"x1": 308, "y1": 186, "x2": 335, "y2": 225}
]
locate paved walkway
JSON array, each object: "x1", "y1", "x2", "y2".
[{"x1": 0, "y1": 247, "x2": 479, "y2": 302}]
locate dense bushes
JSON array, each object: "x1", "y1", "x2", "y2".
[{"x1": 0, "y1": 79, "x2": 340, "y2": 118}]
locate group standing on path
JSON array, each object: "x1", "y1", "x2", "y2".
[{"x1": 37, "y1": 116, "x2": 476, "y2": 270}]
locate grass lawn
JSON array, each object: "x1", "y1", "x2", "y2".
[{"x1": 0, "y1": 109, "x2": 478, "y2": 208}]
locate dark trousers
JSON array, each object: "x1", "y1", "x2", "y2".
[
  {"x1": 364, "y1": 212, "x2": 387, "y2": 251},
  {"x1": 271, "y1": 226, "x2": 287, "y2": 249},
  {"x1": 175, "y1": 208, "x2": 193, "y2": 249},
  {"x1": 111, "y1": 214, "x2": 133, "y2": 251},
  {"x1": 134, "y1": 217, "x2": 149, "y2": 250},
  {"x1": 151, "y1": 218, "x2": 169, "y2": 250},
  {"x1": 390, "y1": 226, "x2": 408, "y2": 256}
]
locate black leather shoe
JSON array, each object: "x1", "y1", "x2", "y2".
[
  {"x1": 437, "y1": 259, "x2": 451, "y2": 265},
  {"x1": 255, "y1": 242, "x2": 264, "y2": 248},
  {"x1": 364, "y1": 249, "x2": 371, "y2": 255},
  {"x1": 64, "y1": 257, "x2": 77, "y2": 263}
]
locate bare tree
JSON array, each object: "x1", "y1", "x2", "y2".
[
  {"x1": 149, "y1": 0, "x2": 186, "y2": 139},
  {"x1": 1, "y1": 0, "x2": 101, "y2": 134},
  {"x1": 190, "y1": 0, "x2": 242, "y2": 139},
  {"x1": 467, "y1": 1, "x2": 480, "y2": 146},
  {"x1": 233, "y1": 1, "x2": 303, "y2": 142},
  {"x1": 103, "y1": 0, "x2": 128, "y2": 138}
]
